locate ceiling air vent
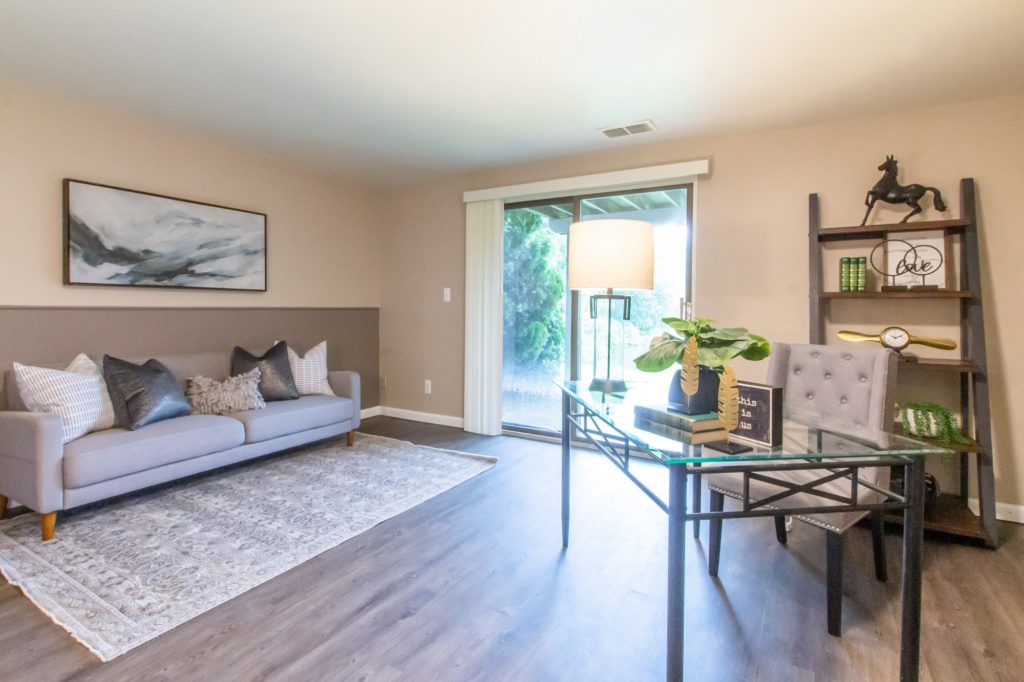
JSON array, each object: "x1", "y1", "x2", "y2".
[{"x1": 599, "y1": 119, "x2": 657, "y2": 139}]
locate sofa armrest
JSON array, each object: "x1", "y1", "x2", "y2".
[
  {"x1": 0, "y1": 412, "x2": 64, "y2": 513},
  {"x1": 328, "y1": 371, "x2": 361, "y2": 429}
]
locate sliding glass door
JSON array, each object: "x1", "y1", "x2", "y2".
[
  {"x1": 577, "y1": 188, "x2": 691, "y2": 388},
  {"x1": 502, "y1": 185, "x2": 691, "y2": 433},
  {"x1": 501, "y1": 201, "x2": 572, "y2": 431}
]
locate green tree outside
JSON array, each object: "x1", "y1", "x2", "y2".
[{"x1": 503, "y1": 209, "x2": 566, "y2": 370}]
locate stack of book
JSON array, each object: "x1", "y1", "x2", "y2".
[{"x1": 633, "y1": 404, "x2": 729, "y2": 444}]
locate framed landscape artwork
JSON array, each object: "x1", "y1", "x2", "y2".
[{"x1": 63, "y1": 179, "x2": 267, "y2": 291}]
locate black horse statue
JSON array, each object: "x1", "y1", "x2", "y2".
[{"x1": 861, "y1": 156, "x2": 947, "y2": 225}]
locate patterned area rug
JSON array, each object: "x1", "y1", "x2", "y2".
[{"x1": 0, "y1": 433, "x2": 496, "y2": 661}]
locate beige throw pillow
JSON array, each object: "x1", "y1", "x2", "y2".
[
  {"x1": 14, "y1": 363, "x2": 100, "y2": 444},
  {"x1": 66, "y1": 353, "x2": 116, "y2": 431},
  {"x1": 285, "y1": 341, "x2": 334, "y2": 396},
  {"x1": 187, "y1": 368, "x2": 266, "y2": 415}
]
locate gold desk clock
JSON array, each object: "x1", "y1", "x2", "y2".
[{"x1": 838, "y1": 326, "x2": 957, "y2": 355}]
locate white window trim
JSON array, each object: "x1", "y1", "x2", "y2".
[{"x1": 462, "y1": 158, "x2": 709, "y2": 204}]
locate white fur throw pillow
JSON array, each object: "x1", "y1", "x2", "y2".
[
  {"x1": 286, "y1": 341, "x2": 334, "y2": 396},
  {"x1": 187, "y1": 368, "x2": 266, "y2": 415}
]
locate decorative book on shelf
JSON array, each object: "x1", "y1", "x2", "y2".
[
  {"x1": 633, "y1": 416, "x2": 729, "y2": 445},
  {"x1": 633, "y1": 405, "x2": 724, "y2": 432}
]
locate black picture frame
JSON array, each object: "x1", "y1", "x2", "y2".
[
  {"x1": 730, "y1": 381, "x2": 783, "y2": 448},
  {"x1": 63, "y1": 178, "x2": 268, "y2": 292}
]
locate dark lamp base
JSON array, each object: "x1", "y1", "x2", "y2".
[
  {"x1": 588, "y1": 377, "x2": 628, "y2": 394},
  {"x1": 704, "y1": 440, "x2": 753, "y2": 455}
]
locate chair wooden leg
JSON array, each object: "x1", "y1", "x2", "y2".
[
  {"x1": 774, "y1": 514, "x2": 787, "y2": 545},
  {"x1": 871, "y1": 510, "x2": 888, "y2": 582},
  {"x1": 708, "y1": 491, "x2": 724, "y2": 577},
  {"x1": 0, "y1": 495, "x2": 8, "y2": 521},
  {"x1": 347, "y1": 431, "x2": 355, "y2": 447},
  {"x1": 826, "y1": 530, "x2": 843, "y2": 636},
  {"x1": 40, "y1": 512, "x2": 56, "y2": 542}
]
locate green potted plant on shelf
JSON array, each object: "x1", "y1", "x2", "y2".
[
  {"x1": 634, "y1": 317, "x2": 771, "y2": 414},
  {"x1": 899, "y1": 401, "x2": 969, "y2": 448}
]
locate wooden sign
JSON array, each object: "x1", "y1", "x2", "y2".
[{"x1": 731, "y1": 381, "x2": 783, "y2": 448}]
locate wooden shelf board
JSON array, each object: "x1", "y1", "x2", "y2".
[
  {"x1": 818, "y1": 218, "x2": 970, "y2": 241},
  {"x1": 898, "y1": 358, "x2": 981, "y2": 373},
  {"x1": 884, "y1": 493, "x2": 990, "y2": 542},
  {"x1": 820, "y1": 290, "x2": 974, "y2": 299}
]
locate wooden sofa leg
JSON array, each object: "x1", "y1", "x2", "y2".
[
  {"x1": 40, "y1": 512, "x2": 56, "y2": 541},
  {"x1": 347, "y1": 431, "x2": 355, "y2": 447},
  {"x1": 0, "y1": 494, "x2": 8, "y2": 521}
]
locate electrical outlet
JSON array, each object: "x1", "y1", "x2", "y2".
[
  {"x1": 424, "y1": 379, "x2": 432, "y2": 395},
  {"x1": 380, "y1": 375, "x2": 387, "y2": 390},
  {"x1": 443, "y1": 287, "x2": 451, "y2": 303}
]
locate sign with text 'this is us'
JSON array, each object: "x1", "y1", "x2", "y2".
[{"x1": 731, "y1": 381, "x2": 783, "y2": 448}]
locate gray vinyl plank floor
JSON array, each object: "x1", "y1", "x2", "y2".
[{"x1": 1, "y1": 416, "x2": 1022, "y2": 681}]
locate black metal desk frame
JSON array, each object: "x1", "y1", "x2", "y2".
[{"x1": 560, "y1": 390, "x2": 927, "y2": 682}]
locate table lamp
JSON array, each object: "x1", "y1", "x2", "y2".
[{"x1": 568, "y1": 218, "x2": 654, "y2": 393}]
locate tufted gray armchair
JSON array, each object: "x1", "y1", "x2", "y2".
[{"x1": 702, "y1": 343, "x2": 898, "y2": 636}]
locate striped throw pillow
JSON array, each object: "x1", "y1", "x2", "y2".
[
  {"x1": 13, "y1": 362, "x2": 106, "y2": 443},
  {"x1": 65, "y1": 353, "x2": 116, "y2": 431},
  {"x1": 286, "y1": 341, "x2": 334, "y2": 396}
]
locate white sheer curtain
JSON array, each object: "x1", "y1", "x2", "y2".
[{"x1": 463, "y1": 199, "x2": 504, "y2": 435}]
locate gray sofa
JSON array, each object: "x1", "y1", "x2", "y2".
[{"x1": 0, "y1": 352, "x2": 361, "y2": 540}]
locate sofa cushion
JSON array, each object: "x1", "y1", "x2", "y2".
[
  {"x1": 231, "y1": 341, "x2": 299, "y2": 402},
  {"x1": 13, "y1": 361, "x2": 108, "y2": 444},
  {"x1": 228, "y1": 395, "x2": 353, "y2": 443},
  {"x1": 103, "y1": 356, "x2": 191, "y2": 430},
  {"x1": 63, "y1": 415, "x2": 245, "y2": 488},
  {"x1": 286, "y1": 341, "x2": 334, "y2": 396},
  {"x1": 187, "y1": 368, "x2": 265, "y2": 415}
]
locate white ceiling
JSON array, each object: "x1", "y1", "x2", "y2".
[{"x1": 3, "y1": 1, "x2": 1024, "y2": 185}]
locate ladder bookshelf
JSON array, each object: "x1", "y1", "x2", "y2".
[{"x1": 809, "y1": 178, "x2": 997, "y2": 547}]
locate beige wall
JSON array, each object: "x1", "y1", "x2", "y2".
[
  {"x1": 380, "y1": 92, "x2": 1024, "y2": 508},
  {"x1": 5, "y1": 80, "x2": 1024, "y2": 507},
  {"x1": 378, "y1": 177, "x2": 467, "y2": 413},
  {"x1": 0, "y1": 82, "x2": 381, "y2": 308},
  {"x1": 0, "y1": 307, "x2": 381, "y2": 410}
]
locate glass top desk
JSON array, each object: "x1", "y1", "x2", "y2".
[{"x1": 557, "y1": 381, "x2": 949, "y2": 682}]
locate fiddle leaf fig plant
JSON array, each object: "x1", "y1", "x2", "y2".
[{"x1": 634, "y1": 317, "x2": 771, "y2": 373}]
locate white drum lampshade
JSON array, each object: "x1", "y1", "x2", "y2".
[
  {"x1": 568, "y1": 218, "x2": 655, "y2": 394},
  {"x1": 568, "y1": 219, "x2": 654, "y2": 291}
]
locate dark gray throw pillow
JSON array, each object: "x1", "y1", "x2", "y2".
[
  {"x1": 231, "y1": 341, "x2": 299, "y2": 401},
  {"x1": 102, "y1": 356, "x2": 191, "y2": 430}
]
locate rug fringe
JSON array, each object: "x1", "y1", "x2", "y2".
[
  {"x1": 0, "y1": 561, "x2": 113, "y2": 661},
  {"x1": 354, "y1": 432, "x2": 499, "y2": 464},
  {"x1": 0, "y1": 435, "x2": 496, "y2": 662}
]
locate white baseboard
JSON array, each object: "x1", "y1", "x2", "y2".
[
  {"x1": 968, "y1": 497, "x2": 1024, "y2": 524},
  {"x1": 360, "y1": 405, "x2": 383, "y2": 420},
  {"x1": 368, "y1": 406, "x2": 464, "y2": 429}
]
